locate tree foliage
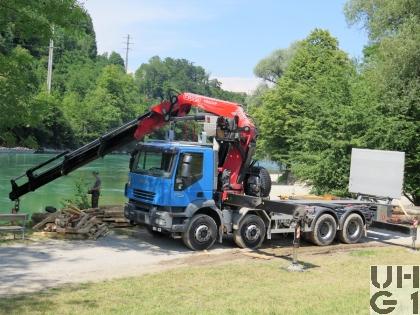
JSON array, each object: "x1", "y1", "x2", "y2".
[
  {"x1": 0, "y1": 1, "x2": 245, "y2": 150},
  {"x1": 258, "y1": 30, "x2": 357, "y2": 194},
  {"x1": 345, "y1": 0, "x2": 420, "y2": 204},
  {"x1": 253, "y1": 42, "x2": 299, "y2": 83},
  {"x1": 135, "y1": 56, "x2": 246, "y2": 104}
]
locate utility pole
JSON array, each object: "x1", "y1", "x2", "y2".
[
  {"x1": 46, "y1": 27, "x2": 54, "y2": 94},
  {"x1": 124, "y1": 34, "x2": 133, "y2": 73}
]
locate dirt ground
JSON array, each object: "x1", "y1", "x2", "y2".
[{"x1": 0, "y1": 226, "x2": 417, "y2": 296}]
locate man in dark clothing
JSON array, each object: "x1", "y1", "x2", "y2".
[{"x1": 89, "y1": 171, "x2": 101, "y2": 208}]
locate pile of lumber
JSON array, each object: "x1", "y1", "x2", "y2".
[{"x1": 33, "y1": 205, "x2": 131, "y2": 239}]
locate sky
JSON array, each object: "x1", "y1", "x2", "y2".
[{"x1": 83, "y1": 0, "x2": 368, "y2": 93}]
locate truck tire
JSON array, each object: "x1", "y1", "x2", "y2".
[
  {"x1": 182, "y1": 214, "x2": 217, "y2": 251},
  {"x1": 309, "y1": 213, "x2": 337, "y2": 246},
  {"x1": 338, "y1": 213, "x2": 364, "y2": 244},
  {"x1": 233, "y1": 214, "x2": 266, "y2": 249},
  {"x1": 245, "y1": 166, "x2": 272, "y2": 197}
]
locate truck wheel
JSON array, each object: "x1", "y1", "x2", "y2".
[
  {"x1": 309, "y1": 213, "x2": 337, "y2": 246},
  {"x1": 182, "y1": 214, "x2": 217, "y2": 251},
  {"x1": 338, "y1": 213, "x2": 364, "y2": 244},
  {"x1": 245, "y1": 166, "x2": 272, "y2": 197},
  {"x1": 233, "y1": 214, "x2": 266, "y2": 249}
]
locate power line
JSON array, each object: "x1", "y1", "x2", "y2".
[{"x1": 123, "y1": 34, "x2": 133, "y2": 73}]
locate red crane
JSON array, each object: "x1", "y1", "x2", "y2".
[{"x1": 9, "y1": 92, "x2": 269, "y2": 203}]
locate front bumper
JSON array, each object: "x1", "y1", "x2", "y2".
[{"x1": 124, "y1": 202, "x2": 187, "y2": 233}]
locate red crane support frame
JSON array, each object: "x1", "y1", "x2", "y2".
[{"x1": 133, "y1": 92, "x2": 256, "y2": 195}]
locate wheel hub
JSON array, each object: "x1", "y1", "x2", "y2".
[
  {"x1": 347, "y1": 220, "x2": 360, "y2": 237},
  {"x1": 195, "y1": 225, "x2": 210, "y2": 243},
  {"x1": 245, "y1": 224, "x2": 260, "y2": 241},
  {"x1": 319, "y1": 222, "x2": 332, "y2": 239}
]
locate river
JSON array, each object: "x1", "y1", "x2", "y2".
[
  {"x1": 0, "y1": 153, "x2": 280, "y2": 215},
  {"x1": 0, "y1": 153, "x2": 130, "y2": 215}
]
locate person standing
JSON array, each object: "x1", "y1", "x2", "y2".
[{"x1": 89, "y1": 171, "x2": 101, "y2": 208}]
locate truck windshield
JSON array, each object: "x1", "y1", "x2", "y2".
[{"x1": 132, "y1": 150, "x2": 174, "y2": 178}]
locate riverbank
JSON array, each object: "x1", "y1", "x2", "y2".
[{"x1": 0, "y1": 147, "x2": 35, "y2": 153}]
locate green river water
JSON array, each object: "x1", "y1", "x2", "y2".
[{"x1": 0, "y1": 153, "x2": 130, "y2": 215}]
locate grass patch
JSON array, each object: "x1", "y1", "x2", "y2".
[
  {"x1": 349, "y1": 249, "x2": 377, "y2": 257},
  {"x1": 0, "y1": 247, "x2": 418, "y2": 315}
]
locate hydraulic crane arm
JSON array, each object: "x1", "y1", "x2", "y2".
[
  {"x1": 9, "y1": 92, "x2": 255, "y2": 201},
  {"x1": 133, "y1": 93, "x2": 257, "y2": 191},
  {"x1": 9, "y1": 113, "x2": 150, "y2": 201}
]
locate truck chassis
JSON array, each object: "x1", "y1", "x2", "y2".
[{"x1": 125, "y1": 192, "x2": 376, "y2": 250}]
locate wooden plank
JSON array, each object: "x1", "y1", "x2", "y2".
[
  {"x1": 0, "y1": 214, "x2": 28, "y2": 221},
  {"x1": 75, "y1": 214, "x2": 90, "y2": 229},
  {"x1": 33, "y1": 213, "x2": 58, "y2": 230},
  {"x1": 0, "y1": 226, "x2": 24, "y2": 232}
]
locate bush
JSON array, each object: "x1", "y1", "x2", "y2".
[{"x1": 62, "y1": 177, "x2": 90, "y2": 209}]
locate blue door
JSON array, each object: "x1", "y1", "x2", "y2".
[{"x1": 172, "y1": 151, "x2": 213, "y2": 206}]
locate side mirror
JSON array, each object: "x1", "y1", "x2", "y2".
[{"x1": 181, "y1": 154, "x2": 192, "y2": 178}]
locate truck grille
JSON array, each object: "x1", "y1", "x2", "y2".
[{"x1": 133, "y1": 189, "x2": 156, "y2": 202}]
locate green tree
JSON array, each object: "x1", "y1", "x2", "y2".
[
  {"x1": 253, "y1": 42, "x2": 299, "y2": 83},
  {"x1": 135, "y1": 56, "x2": 246, "y2": 104},
  {"x1": 80, "y1": 65, "x2": 146, "y2": 141},
  {"x1": 108, "y1": 52, "x2": 125, "y2": 68},
  {"x1": 0, "y1": 0, "x2": 91, "y2": 147},
  {"x1": 259, "y1": 29, "x2": 357, "y2": 194},
  {"x1": 345, "y1": 0, "x2": 420, "y2": 204}
]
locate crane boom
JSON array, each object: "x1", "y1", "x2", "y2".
[{"x1": 9, "y1": 92, "x2": 255, "y2": 201}]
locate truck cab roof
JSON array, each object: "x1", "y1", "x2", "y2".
[{"x1": 137, "y1": 140, "x2": 214, "y2": 152}]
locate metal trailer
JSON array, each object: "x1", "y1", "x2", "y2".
[{"x1": 222, "y1": 194, "x2": 376, "y2": 248}]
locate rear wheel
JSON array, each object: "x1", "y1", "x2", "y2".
[
  {"x1": 233, "y1": 214, "x2": 266, "y2": 249},
  {"x1": 338, "y1": 213, "x2": 364, "y2": 244},
  {"x1": 309, "y1": 213, "x2": 337, "y2": 246},
  {"x1": 182, "y1": 214, "x2": 217, "y2": 251}
]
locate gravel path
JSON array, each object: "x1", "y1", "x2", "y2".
[{"x1": 0, "y1": 228, "x2": 231, "y2": 296}]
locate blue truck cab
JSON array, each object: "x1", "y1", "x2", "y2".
[{"x1": 124, "y1": 141, "x2": 223, "y2": 249}]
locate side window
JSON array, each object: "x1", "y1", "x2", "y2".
[{"x1": 175, "y1": 153, "x2": 203, "y2": 191}]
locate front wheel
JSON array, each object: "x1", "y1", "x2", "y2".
[
  {"x1": 338, "y1": 213, "x2": 364, "y2": 244},
  {"x1": 182, "y1": 214, "x2": 217, "y2": 251},
  {"x1": 233, "y1": 214, "x2": 266, "y2": 249}
]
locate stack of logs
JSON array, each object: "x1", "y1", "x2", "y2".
[{"x1": 33, "y1": 205, "x2": 131, "y2": 239}]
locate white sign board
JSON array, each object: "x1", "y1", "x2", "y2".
[
  {"x1": 349, "y1": 148, "x2": 405, "y2": 199},
  {"x1": 202, "y1": 115, "x2": 217, "y2": 137}
]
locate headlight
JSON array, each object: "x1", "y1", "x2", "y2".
[{"x1": 155, "y1": 218, "x2": 166, "y2": 226}]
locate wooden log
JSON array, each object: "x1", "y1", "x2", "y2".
[
  {"x1": 32, "y1": 212, "x2": 59, "y2": 230},
  {"x1": 75, "y1": 213, "x2": 90, "y2": 229},
  {"x1": 31, "y1": 213, "x2": 50, "y2": 225},
  {"x1": 92, "y1": 224, "x2": 109, "y2": 239},
  {"x1": 75, "y1": 216, "x2": 100, "y2": 234},
  {"x1": 63, "y1": 208, "x2": 81, "y2": 216},
  {"x1": 68, "y1": 205, "x2": 82, "y2": 214}
]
